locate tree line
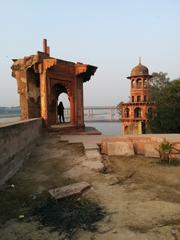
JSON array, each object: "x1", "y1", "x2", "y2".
[{"x1": 148, "y1": 72, "x2": 180, "y2": 133}]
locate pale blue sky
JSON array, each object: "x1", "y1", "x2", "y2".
[{"x1": 0, "y1": 0, "x2": 180, "y2": 106}]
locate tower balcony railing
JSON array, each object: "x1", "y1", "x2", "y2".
[
  {"x1": 121, "y1": 117, "x2": 146, "y2": 122},
  {"x1": 124, "y1": 101, "x2": 155, "y2": 105},
  {"x1": 131, "y1": 86, "x2": 149, "y2": 90}
]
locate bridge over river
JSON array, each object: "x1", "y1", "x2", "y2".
[{"x1": 64, "y1": 106, "x2": 120, "y2": 122}]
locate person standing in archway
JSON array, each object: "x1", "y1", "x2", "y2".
[{"x1": 58, "y1": 101, "x2": 65, "y2": 123}]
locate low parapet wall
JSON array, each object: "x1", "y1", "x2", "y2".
[
  {"x1": 101, "y1": 135, "x2": 180, "y2": 159},
  {"x1": 0, "y1": 118, "x2": 42, "y2": 186}
]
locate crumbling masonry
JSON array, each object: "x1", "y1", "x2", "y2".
[{"x1": 12, "y1": 39, "x2": 97, "y2": 127}]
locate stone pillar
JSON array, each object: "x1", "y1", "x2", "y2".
[
  {"x1": 26, "y1": 68, "x2": 41, "y2": 118},
  {"x1": 18, "y1": 70, "x2": 29, "y2": 120},
  {"x1": 46, "y1": 78, "x2": 57, "y2": 126},
  {"x1": 74, "y1": 77, "x2": 84, "y2": 128},
  {"x1": 72, "y1": 77, "x2": 78, "y2": 127},
  {"x1": 70, "y1": 94, "x2": 75, "y2": 126},
  {"x1": 77, "y1": 77, "x2": 84, "y2": 127},
  {"x1": 12, "y1": 62, "x2": 41, "y2": 120},
  {"x1": 40, "y1": 72, "x2": 48, "y2": 126},
  {"x1": 12, "y1": 69, "x2": 29, "y2": 120}
]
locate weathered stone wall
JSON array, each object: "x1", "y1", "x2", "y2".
[
  {"x1": 101, "y1": 136, "x2": 180, "y2": 159},
  {"x1": 0, "y1": 119, "x2": 42, "y2": 186}
]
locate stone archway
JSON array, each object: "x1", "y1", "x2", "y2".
[
  {"x1": 58, "y1": 93, "x2": 70, "y2": 123},
  {"x1": 49, "y1": 83, "x2": 72, "y2": 125}
]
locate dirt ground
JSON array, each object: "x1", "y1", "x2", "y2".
[{"x1": 1, "y1": 132, "x2": 180, "y2": 240}]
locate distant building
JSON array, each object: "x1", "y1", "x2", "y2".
[{"x1": 121, "y1": 60, "x2": 155, "y2": 134}]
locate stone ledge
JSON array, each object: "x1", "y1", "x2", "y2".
[{"x1": 0, "y1": 118, "x2": 42, "y2": 186}]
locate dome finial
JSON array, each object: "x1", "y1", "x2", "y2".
[{"x1": 128, "y1": 59, "x2": 149, "y2": 78}]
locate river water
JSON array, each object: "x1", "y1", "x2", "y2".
[{"x1": 85, "y1": 122, "x2": 122, "y2": 135}]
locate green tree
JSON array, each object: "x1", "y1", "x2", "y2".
[
  {"x1": 148, "y1": 77, "x2": 180, "y2": 133},
  {"x1": 149, "y1": 72, "x2": 170, "y2": 101},
  {"x1": 150, "y1": 72, "x2": 170, "y2": 88}
]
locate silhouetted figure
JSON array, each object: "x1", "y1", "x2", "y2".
[{"x1": 58, "y1": 101, "x2": 65, "y2": 123}]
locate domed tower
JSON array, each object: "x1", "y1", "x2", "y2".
[{"x1": 121, "y1": 59, "x2": 155, "y2": 135}]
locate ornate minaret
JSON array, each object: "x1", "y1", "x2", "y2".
[{"x1": 121, "y1": 59, "x2": 155, "y2": 134}]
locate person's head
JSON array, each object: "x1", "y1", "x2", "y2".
[{"x1": 59, "y1": 101, "x2": 63, "y2": 106}]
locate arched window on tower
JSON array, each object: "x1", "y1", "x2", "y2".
[
  {"x1": 148, "y1": 107, "x2": 153, "y2": 114},
  {"x1": 124, "y1": 108, "x2": 130, "y2": 118},
  {"x1": 124, "y1": 126, "x2": 129, "y2": 134},
  {"x1": 137, "y1": 96, "x2": 141, "y2": 102},
  {"x1": 137, "y1": 78, "x2": 142, "y2": 88},
  {"x1": 131, "y1": 80, "x2": 135, "y2": 88},
  {"x1": 144, "y1": 95, "x2": 147, "y2": 102},
  {"x1": 144, "y1": 79, "x2": 148, "y2": 88},
  {"x1": 132, "y1": 96, "x2": 134, "y2": 102},
  {"x1": 148, "y1": 107, "x2": 153, "y2": 118},
  {"x1": 134, "y1": 107, "x2": 141, "y2": 118}
]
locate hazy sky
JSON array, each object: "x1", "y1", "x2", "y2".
[{"x1": 0, "y1": 0, "x2": 180, "y2": 107}]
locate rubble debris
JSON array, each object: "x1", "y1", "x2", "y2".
[
  {"x1": 49, "y1": 182, "x2": 91, "y2": 200},
  {"x1": 109, "y1": 171, "x2": 136, "y2": 186}
]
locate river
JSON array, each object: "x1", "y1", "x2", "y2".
[{"x1": 85, "y1": 122, "x2": 122, "y2": 135}]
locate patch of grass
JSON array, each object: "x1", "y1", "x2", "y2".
[
  {"x1": 158, "y1": 159, "x2": 180, "y2": 166},
  {"x1": 29, "y1": 197, "x2": 105, "y2": 238}
]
